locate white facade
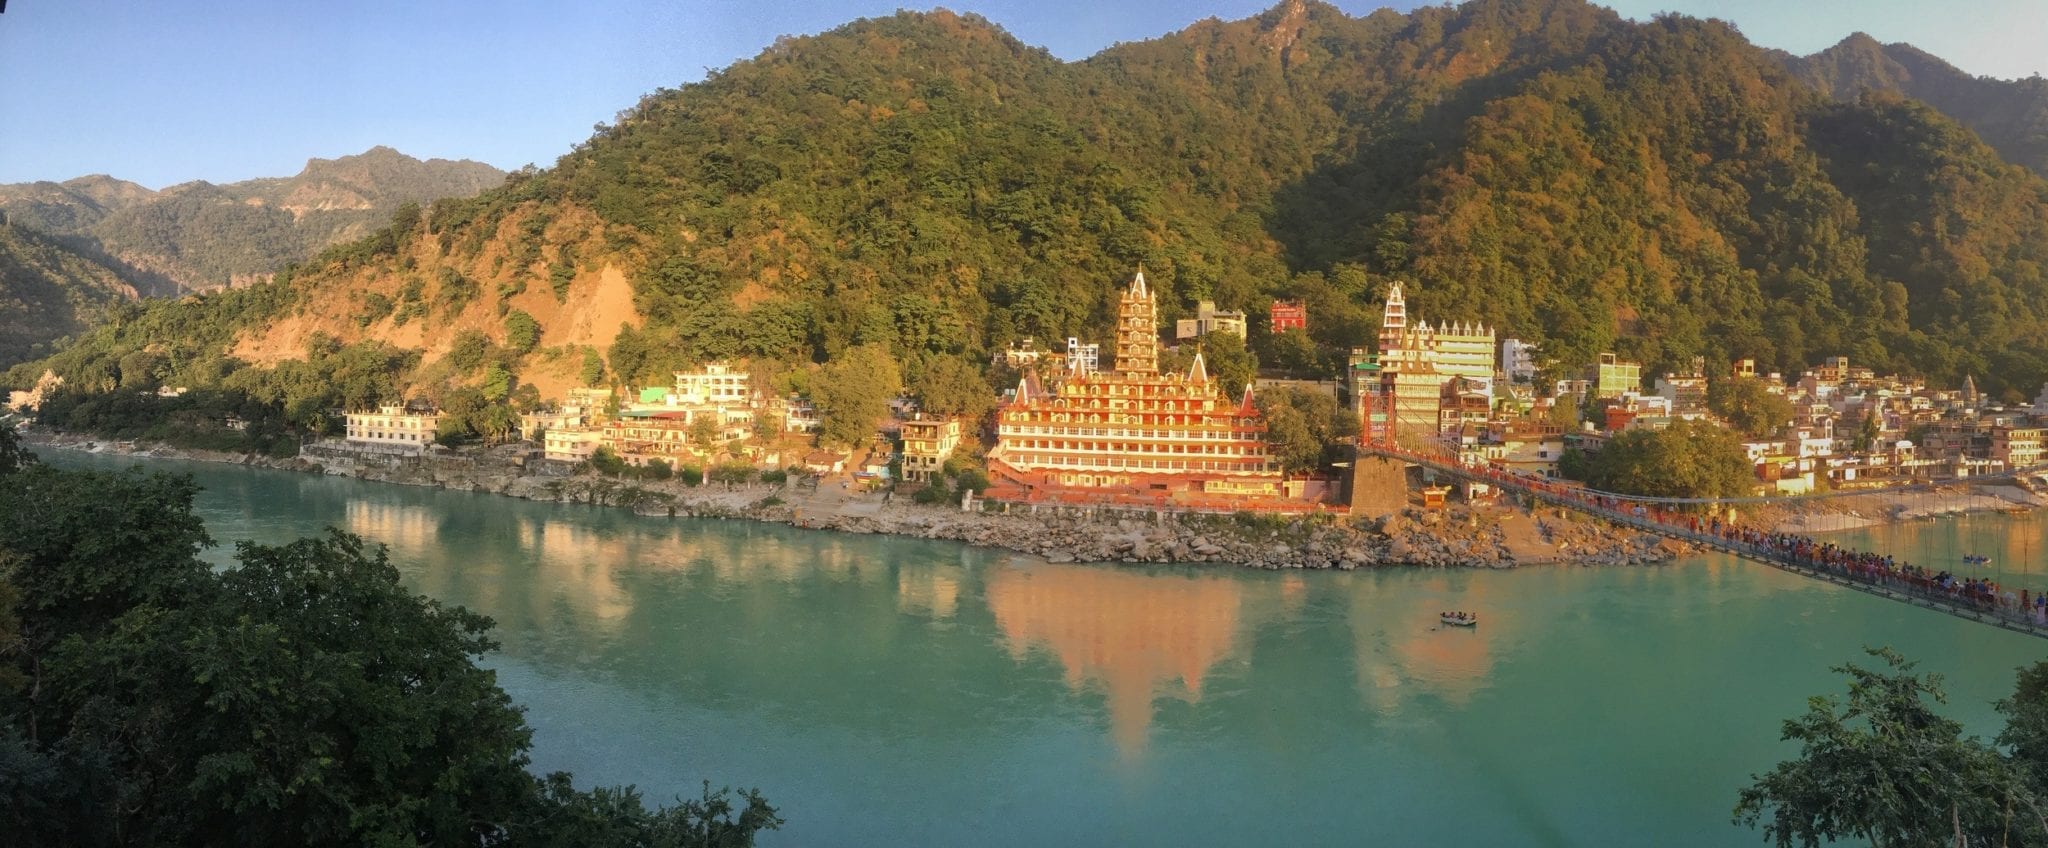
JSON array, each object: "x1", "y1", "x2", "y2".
[
  {"x1": 344, "y1": 405, "x2": 440, "y2": 452},
  {"x1": 672, "y1": 362, "x2": 751, "y2": 406},
  {"x1": 1501, "y1": 338, "x2": 1540, "y2": 383},
  {"x1": 1065, "y1": 337, "x2": 1100, "y2": 376},
  {"x1": 544, "y1": 429, "x2": 603, "y2": 463}
]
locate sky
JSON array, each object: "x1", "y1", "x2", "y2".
[{"x1": 0, "y1": 0, "x2": 2041, "y2": 189}]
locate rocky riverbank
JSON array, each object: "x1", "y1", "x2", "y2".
[{"x1": 26, "y1": 429, "x2": 1677, "y2": 569}]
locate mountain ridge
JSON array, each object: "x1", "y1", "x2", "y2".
[
  {"x1": 10, "y1": 0, "x2": 2048, "y2": 418},
  {"x1": 0, "y1": 147, "x2": 505, "y2": 292}
]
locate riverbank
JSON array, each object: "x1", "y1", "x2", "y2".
[
  {"x1": 22, "y1": 428, "x2": 1677, "y2": 570},
  {"x1": 1759, "y1": 482, "x2": 2048, "y2": 535}
]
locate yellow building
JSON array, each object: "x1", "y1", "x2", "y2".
[
  {"x1": 344, "y1": 405, "x2": 440, "y2": 452},
  {"x1": 673, "y1": 362, "x2": 751, "y2": 406},
  {"x1": 900, "y1": 416, "x2": 963, "y2": 485},
  {"x1": 1593, "y1": 353, "x2": 1643, "y2": 400},
  {"x1": 1375, "y1": 281, "x2": 1495, "y2": 444},
  {"x1": 988, "y1": 270, "x2": 1283, "y2": 504},
  {"x1": 544, "y1": 429, "x2": 603, "y2": 463}
]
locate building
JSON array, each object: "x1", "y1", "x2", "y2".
[
  {"x1": 2033, "y1": 383, "x2": 2048, "y2": 418},
  {"x1": 989, "y1": 270, "x2": 1285, "y2": 503},
  {"x1": 673, "y1": 362, "x2": 751, "y2": 406},
  {"x1": 344, "y1": 405, "x2": 440, "y2": 452},
  {"x1": 1064, "y1": 337, "x2": 1101, "y2": 376},
  {"x1": 1655, "y1": 359, "x2": 1710, "y2": 415},
  {"x1": 1174, "y1": 300, "x2": 1248, "y2": 341},
  {"x1": 1501, "y1": 338, "x2": 1540, "y2": 383},
  {"x1": 784, "y1": 395, "x2": 822, "y2": 433},
  {"x1": 1373, "y1": 281, "x2": 1496, "y2": 444},
  {"x1": 602, "y1": 413, "x2": 703, "y2": 465},
  {"x1": 1268, "y1": 301, "x2": 1307, "y2": 334},
  {"x1": 1993, "y1": 425, "x2": 2045, "y2": 470},
  {"x1": 1000, "y1": 338, "x2": 1046, "y2": 368},
  {"x1": 900, "y1": 416, "x2": 963, "y2": 485},
  {"x1": 1592, "y1": 353, "x2": 1642, "y2": 400},
  {"x1": 544, "y1": 429, "x2": 603, "y2": 463}
]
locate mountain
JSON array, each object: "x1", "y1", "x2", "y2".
[
  {"x1": 13, "y1": 0, "x2": 2048, "y2": 418},
  {"x1": 0, "y1": 147, "x2": 505, "y2": 292},
  {"x1": 0, "y1": 217, "x2": 140, "y2": 365},
  {"x1": 1785, "y1": 33, "x2": 2048, "y2": 178}
]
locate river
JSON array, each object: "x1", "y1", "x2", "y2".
[{"x1": 38, "y1": 451, "x2": 2048, "y2": 846}]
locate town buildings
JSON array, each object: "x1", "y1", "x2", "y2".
[
  {"x1": 1268, "y1": 301, "x2": 1307, "y2": 334},
  {"x1": 987, "y1": 270, "x2": 1285, "y2": 504},
  {"x1": 1500, "y1": 338, "x2": 1539, "y2": 384},
  {"x1": 1592, "y1": 353, "x2": 1642, "y2": 400},
  {"x1": 1370, "y1": 281, "x2": 1497, "y2": 445},
  {"x1": 1174, "y1": 301, "x2": 1248, "y2": 341},
  {"x1": 344, "y1": 404, "x2": 440, "y2": 452},
  {"x1": 900, "y1": 416, "x2": 963, "y2": 485}
]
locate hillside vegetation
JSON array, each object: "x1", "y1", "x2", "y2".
[
  {"x1": 1785, "y1": 33, "x2": 2048, "y2": 179},
  {"x1": 0, "y1": 146, "x2": 504, "y2": 293},
  {"x1": 0, "y1": 218, "x2": 138, "y2": 366},
  {"x1": 13, "y1": 0, "x2": 2048, "y2": 442}
]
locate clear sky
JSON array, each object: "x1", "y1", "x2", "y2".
[{"x1": 0, "y1": 0, "x2": 2040, "y2": 189}]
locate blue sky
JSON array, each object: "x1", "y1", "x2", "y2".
[{"x1": 1, "y1": 0, "x2": 2040, "y2": 188}]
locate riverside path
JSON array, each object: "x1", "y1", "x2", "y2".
[{"x1": 1359, "y1": 445, "x2": 2048, "y2": 641}]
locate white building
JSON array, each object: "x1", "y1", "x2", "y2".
[
  {"x1": 544, "y1": 429, "x2": 603, "y2": 463},
  {"x1": 344, "y1": 405, "x2": 440, "y2": 452},
  {"x1": 1065, "y1": 337, "x2": 1100, "y2": 376},
  {"x1": 673, "y1": 362, "x2": 751, "y2": 406},
  {"x1": 1501, "y1": 338, "x2": 1540, "y2": 383}
]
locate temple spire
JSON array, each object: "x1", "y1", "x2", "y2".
[
  {"x1": 1113, "y1": 266, "x2": 1159, "y2": 375},
  {"x1": 1188, "y1": 351, "x2": 1208, "y2": 383}
]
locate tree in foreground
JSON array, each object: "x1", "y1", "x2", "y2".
[
  {"x1": 0, "y1": 427, "x2": 779, "y2": 846},
  {"x1": 1734, "y1": 647, "x2": 2048, "y2": 848},
  {"x1": 1581, "y1": 418, "x2": 1754, "y2": 501}
]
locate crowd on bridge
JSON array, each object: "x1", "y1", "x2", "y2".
[
  {"x1": 1696, "y1": 518, "x2": 2048, "y2": 626},
  {"x1": 1366, "y1": 443, "x2": 2048, "y2": 631}
]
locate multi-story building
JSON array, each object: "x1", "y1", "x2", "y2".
[
  {"x1": 1174, "y1": 301, "x2": 1248, "y2": 341},
  {"x1": 602, "y1": 413, "x2": 703, "y2": 465},
  {"x1": 1000, "y1": 338, "x2": 1046, "y2": 368},
  {"x1": 900, "y1": 416, "x2": 963, "y2": 485},
  {"x1": 1269, "y1": 301, "x2": 1307, "y2": 334},
  {"x1": 1064, "y1": 337, "x2": 1101, "y2": 376},
  {"x1": 989, "y1": 271, "x2": 1283, "y2": 503},
  {"x1": 1592, "y1": 353, "x2": 1642, "y2": 400},
  {"x1": 1993, "y1": 425, "x2": 2045, "y2": 470},
  {"x1": 1501, "y1": 338, "x2": 1540, "y2": 383},
  {"x1": 544, "y1": 429, "x2": 603, "y2": 463},
  {"x1": 344, "y1": 404, "x2": 440, "y2": 452},
  {"x1": 1655, "y1": 359, "x2": 1710, "y2": 415},
  {"x1": 2033, "y1": 383, "x2": 2048, "y2": 418},
  {"x1": 1374, "y1": 281, "x2": 1496, "y2": 444},
  {"x1": 673, "y1": 362, "x2": 751, "y2": 406}
]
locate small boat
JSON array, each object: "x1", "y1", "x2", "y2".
[
  {"x1": 1440, "y1": 612, "x2": 1478, "y2": 627},
  {"x1": 1963, "y1": 555, "x2": 1993, "y2": 565}
]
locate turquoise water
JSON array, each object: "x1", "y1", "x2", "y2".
[{"x1": 39, "y1": 451, "x2": 2048, "y2": 846}]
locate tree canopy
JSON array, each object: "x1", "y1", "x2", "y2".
[
  {"x1": 0, "y1": 431, "x2": 779, "y2": 846},
  {"x1": 1578, "y1": 419, "x2": 1754, "y2": 501}
]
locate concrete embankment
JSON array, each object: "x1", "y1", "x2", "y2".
[{"x1": 26, "y1": 430, "x2": 1675, "y2": 569}]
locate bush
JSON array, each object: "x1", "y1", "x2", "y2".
[
  {"x1": 912, "y1": 482, "x2": 951, "y2": 504},
  {"x1": 589, "y1": 446, "x2": 629, "y2": 477},
  {"x1": 643, "y1": 458, "x2": 674, "y2": 480},
  {"x1": 759, "y1": 469, "x2": 787, "y2": 486},
  {"x1": 679, "y1": 465, "x2": 704, "y2": 486}
]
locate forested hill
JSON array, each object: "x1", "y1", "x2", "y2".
[
  {"x1": 0, "y1": 218, "x2": 139, "y2": 366},
  {"x1": 1784, "y1": 33, "x2": 2048, "y2": 179},
  {"x1": 14, "y1": 0, "x2": 2048, "y2": 414},
  {"x1": 0, "y1": 147, "x2": 504, "y2": 292}
]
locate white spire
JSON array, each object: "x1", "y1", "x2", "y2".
[
  {"x1": 1129, "y1": 267, "x2": 1148, "y2": 299},
  {"x1": 1188, "y1": 351, "x2": 1209, "y2": 383}
]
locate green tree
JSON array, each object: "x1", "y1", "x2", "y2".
[
  {"x1": 580, "y1": 348, "x2": 607, "y2": 387},
  {"x1": 505, "y1": 310, "x2": 542, "y2": 354},
  {"x1": 1253, "y1": 387, "x2": 1357, "y2": 474},
  {"x1": 1201, "y1": 332, "x2": 1258, "y2": 400},
  {"x1": 0, "y1": 424, "x2": 32, "y2": 476},
  {"x1": 813, "y1": 345, "x2": 902, "y2": 448},
  {"x1": 1735, "y1": 648, "x2": 2046, "y2": 848},
  {"x1": 1582, "y1": 419, "x2": 1754, "y2": 500},
  {"x1": 909, "y1": 356, "x2": 994, "y2": 423},
  {"x1": 1709, "y1": 377, "x2": 1796, "y2": 439},
  {"x1": 1852, "y1": 412, "x2": 1883, "y2": 453},
  {"x1": 448, "y1": 330, "x2": 491, "y2": 374}
]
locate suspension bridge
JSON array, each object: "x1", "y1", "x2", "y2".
[{"x1": 1358, "y1": 444, "x2": 2048, "y2": 640}]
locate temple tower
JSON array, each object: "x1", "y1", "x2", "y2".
[{"x1": 1114, "y1": 269, "x2": 1160, "y2": 375}]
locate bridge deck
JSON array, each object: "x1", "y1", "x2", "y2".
[{"x1": 1362, "y1": 446, "x2": 2048, "y2": 641}]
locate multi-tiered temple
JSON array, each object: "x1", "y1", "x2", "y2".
[{"x1": 987, "y1": 271, "x2": 1283, "y2": 505}]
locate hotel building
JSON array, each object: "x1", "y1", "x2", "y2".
[{"x1": 988, "y1": 271, "x2": 1283, "y2": 502}]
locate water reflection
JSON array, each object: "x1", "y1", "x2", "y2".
[
  {"x1": 985, "y1": 563, "x2": 1251, "y2": 758},
  {"x1": 1349, "y1": 573, "x2": 1502, "y2": 712}
]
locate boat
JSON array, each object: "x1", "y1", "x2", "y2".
[
  {"x1": 1440, "y1": 612, "x2": 1478, "y2": 627},
  {"x1": 1963, "y1": 555, "x2": 1993, "y2": 565}
]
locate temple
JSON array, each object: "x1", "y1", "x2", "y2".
[
  {"x1": 986, "y1": 270, "x2": 1286, "y2": 506},
  {"x1": 1371, "y1": 281, "x2": 1496, "y2": 445}
]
